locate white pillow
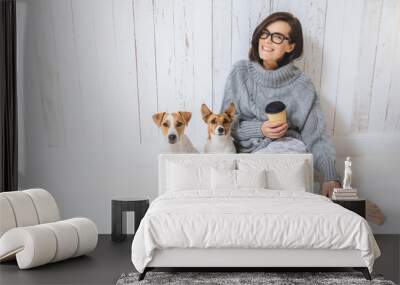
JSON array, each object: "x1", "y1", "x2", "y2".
[
  {"x1": 167, "y1": 160, "x2": 235, "y2": 191},
  {"x1": 211, "y1": 168, "x2": 236, "y2": 190},
  {"x1": 236, "y1": 169, "x2": 267, "y2": 189},
  {"x1": 268, "y1": 162, "x2": 306, "y2": 191},
  {"x1": 211, "y1": 168, "x2": 267, "y2": 190},
  {"x1": 238, "y1": 159, "x2": 307, "y2": 191}
]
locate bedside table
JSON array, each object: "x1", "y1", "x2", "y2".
[
  {"x1": 332, "y1": 199, "x2": 366, "y2": 218},
  {"x1": 111, "y1": 197, "x2": 150, "y2": 242}
]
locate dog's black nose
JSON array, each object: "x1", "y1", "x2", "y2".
[
  {"x1": 168, "y1": 134, "x2": 177, "y2": 141},
  {"x1": 217, "y1": 127, "x2": 224, "y2": 134}
]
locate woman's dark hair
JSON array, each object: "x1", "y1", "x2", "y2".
[{"x1": 249, "y1": 12, "x2": 303, "y2": 67}]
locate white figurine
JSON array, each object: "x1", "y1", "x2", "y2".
[{"x1": 342, "y1": 157, "x2": 352, "y2": 189}]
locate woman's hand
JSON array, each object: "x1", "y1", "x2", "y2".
[
  {"x1": 261, "y1": 121, "x2": 288, "y2": 139},
  {"x1": 321, "y1": 180, "x2": 341, "y2": 197}
]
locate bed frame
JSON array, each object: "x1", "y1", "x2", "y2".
[
  {"x1": 138, "y1": 154, "x2": 372, "y2": 281},
  {"x1": 140, "y1": 248, "x2": 371, "y2": 280}
]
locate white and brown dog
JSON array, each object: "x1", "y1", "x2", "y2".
[
  {"x1": 152, "y1": 111, "x2": 198, "y2": 153},
  {"x1": 201, "y1": 103, "x2": 236, "y2": 153}
]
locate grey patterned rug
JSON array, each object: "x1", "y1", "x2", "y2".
[{"x1": 116, "y1": 271, "x2": 396, "y2": 285}]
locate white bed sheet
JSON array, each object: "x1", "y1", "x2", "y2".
[{"x1": 131, "y1": 190, "x2": 380, "y2": 273}]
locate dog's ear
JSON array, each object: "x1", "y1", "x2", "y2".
[
  {"x1": 224, "y1": 102, "x2": 236, "y2": 119},
  {"x1": 201, "y1": 104, "x2": 212, "y2": 123},
  {"x1": 178, "y1": 112, "x2": 192, "y2": 126},
  {"x1": 152, "y1": 112, "x2": 166, "y2": 126}
]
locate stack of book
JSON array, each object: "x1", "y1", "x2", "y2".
[{"x1": 332, "y1": 188, "x2": 358, "y2": 200}]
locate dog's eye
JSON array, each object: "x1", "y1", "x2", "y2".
[
  {"x1": 210, "y1": 118, "x2": 217, "y2": 124},
  {"x1": 176, "y1": 122, "x2": 183, "y2": 127},
  {"x1": 223, "y1": 118, "x2": 230, "y2": 124},
  {"x1": 162, "y1": 122, "x2": 169, "y2": 127}
]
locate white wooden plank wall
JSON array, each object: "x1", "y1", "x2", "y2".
[
  {"x1": 16, "y1": 0, "x2": 400, "y2": 233},
  {"x1": 18, "y1": 0, "x2": 400, "y2": 143}
]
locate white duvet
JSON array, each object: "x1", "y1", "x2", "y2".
[{"x1": 131, "y1": 190, "x2": 380, "y2": 273}]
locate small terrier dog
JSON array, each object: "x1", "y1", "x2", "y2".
[
  {"x1": 201, "y1": 103, "x2": 236, "y2": 153},
  {"x1": 152, "y1": 111, "x2": 198, "y2": 153}
]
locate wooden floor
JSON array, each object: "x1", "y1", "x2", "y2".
[{"x1": 0, "y1": 235, "x2": 398, "y2": 285}]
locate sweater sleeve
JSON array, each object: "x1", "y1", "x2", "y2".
[
  {"x1": 220, "y1": 66, "x2": 264, "y2": 142},
  {"x1": 300, "y1": 92, "x2": 341, "y2": 182}
]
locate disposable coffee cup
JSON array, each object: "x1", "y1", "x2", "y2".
[{"x1": 265, "y1": 101, "x2": 287, "y2": 124}]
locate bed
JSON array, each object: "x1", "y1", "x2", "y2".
[{"x1": 131, "y1": 154, "x2": 380, "y2": 280}]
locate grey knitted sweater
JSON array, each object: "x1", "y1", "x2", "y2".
[{"x1": 220, "y1": 60, "x2": 340, "y2": 182}]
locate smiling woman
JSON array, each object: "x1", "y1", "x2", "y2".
[
  {"x1": 220, "y1": 12, "x2": 341, "y2": 196},
  {"x1": 249, "y1": 12, "x2": 303, "y2": 70}
]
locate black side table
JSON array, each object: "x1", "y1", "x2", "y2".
[
  {"x1": 111, "y1": 197, "x2": 150, "y2": 242},
  {"x1": 332, "y1": 199, "x2": 366, "y2": 218}
]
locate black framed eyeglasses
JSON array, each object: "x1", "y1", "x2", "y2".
[{"x1": 260, "y1": 29, "x2": 291, "y2": 44}]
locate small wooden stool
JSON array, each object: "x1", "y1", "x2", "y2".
[
  {"x1": 111, "y1": 197, "x2": 149, "y2": 242},
  {"x1": 332, "y1": 198, "x2": 366, "y2": 218}
]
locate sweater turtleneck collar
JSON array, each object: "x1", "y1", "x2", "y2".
[{"x1": 248, "y1": 60, "x2": 302, "y2": 88}]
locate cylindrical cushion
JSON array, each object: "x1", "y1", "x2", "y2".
[
  {"x1": 0, "y1": 192, "x2": 39, "y2": 227},
  {"x1": 0, "y1": 218, "x2": 98, "y2": 269},
  {"x1": 0, "y1": 196, "x2": 17, "y2": 237},
  {"x1": 64, "y1": 218, "x2": 98, "y2": 257},
  {"x1": 42, "y1": 221, "x2": 79, "y2": 262},
  {"x1": 24, "y1": 189, "x2": 60, "y2": 224},
  {"x1": 0, "y1": 226, "x2": 57, "y2": 269},
  {"x1": 0, "y1": 189, "x2": 60, "y2": 239}
]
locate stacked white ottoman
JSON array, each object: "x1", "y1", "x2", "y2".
[{"x1": 0, "y1": 188, "x2": 98, "y2": 269}]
